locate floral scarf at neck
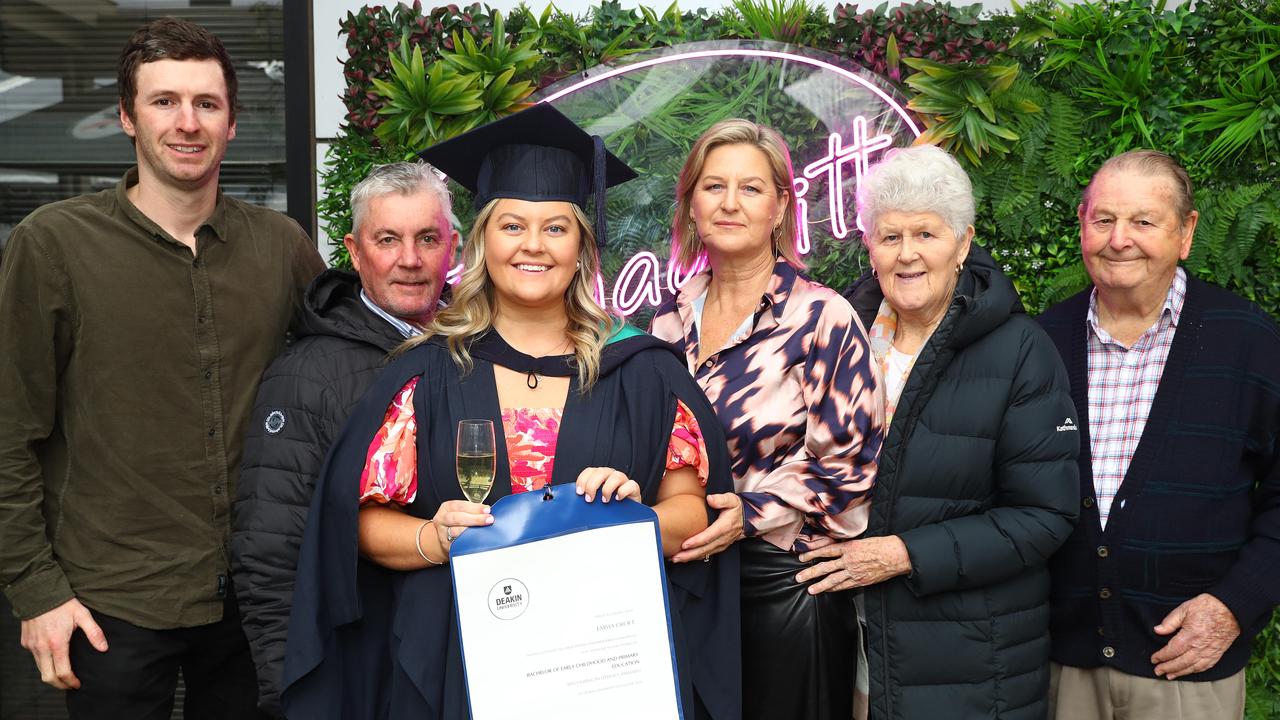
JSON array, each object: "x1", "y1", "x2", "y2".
[{"x1": 867, "y1": 298, "x2": 919, "y2": 426}]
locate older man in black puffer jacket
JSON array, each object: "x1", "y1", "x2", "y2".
[{"x1": 230, "y1": 162, "x2": 456, "y2": 717}]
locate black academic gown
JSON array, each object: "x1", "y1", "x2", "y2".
[{"x1": 281, "y1": 329, "x2": 742, "y2": 720}]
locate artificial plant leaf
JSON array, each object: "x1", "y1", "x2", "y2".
[
  {"x1": 963, "y1": 81, "x2": 997, "y2": 122},
  {"x1": 903, "y1": 56, "x2": 961, "y2": 80},
  {"x1": 986, "y1": 63, "x2": 1020, "y2": 95}
]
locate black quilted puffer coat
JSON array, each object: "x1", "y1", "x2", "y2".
[
  {"x1": 842, "y1": 245, "x2": 1080, "y2": 720},
  {"x1": 230, "y1": 269, "x2": 405, "y2": 717}
]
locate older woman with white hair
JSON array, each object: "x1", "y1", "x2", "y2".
[{"x1": 796, "y1": 144, "x2": 1081, "y2": 719}]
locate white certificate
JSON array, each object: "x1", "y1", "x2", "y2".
[{"x1": 452, "y1": 507, "x2": 681, "y2": 720}]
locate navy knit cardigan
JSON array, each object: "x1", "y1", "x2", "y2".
[{"x1": 1038, "y1": 274, "x2": 1280, "y2": 680}]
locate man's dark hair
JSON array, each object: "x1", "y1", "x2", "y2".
[{"x1": 117, "y1": 17, "x2": 239, "y2": 123}]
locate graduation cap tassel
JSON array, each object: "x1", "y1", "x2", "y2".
[{"x1": 592, "y1": 134, "x2": 608, "y2": 250}]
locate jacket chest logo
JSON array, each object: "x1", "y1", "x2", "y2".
[{"x1": 265, "y1": 410, "x2": 287, "y2": 435}]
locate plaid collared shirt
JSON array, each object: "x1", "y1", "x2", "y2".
[{"x1": 1086, "y1": 267, "x2": 1187, "y2": 528}]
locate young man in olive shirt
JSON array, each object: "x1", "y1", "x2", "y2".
[{"x1": 0, "y1": 18, "x2": 324, "y2": 718}]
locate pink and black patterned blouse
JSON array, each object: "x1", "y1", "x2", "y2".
[{"x1": 650, "y1": 259, "x2": 884, "y2": 553}]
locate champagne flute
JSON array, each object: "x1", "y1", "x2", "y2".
[{"x1": 456, "y1": 419, "x2": 496, "y2": 503}]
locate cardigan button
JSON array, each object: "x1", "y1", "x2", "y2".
[
  {"x1": 1099, "y1": 587, "x2": 1112, "y2": 599},
  {"x1": 1102, "y1": 646, "x2": 1116, "y2": 659},
  {"x1": 1097, "y1": 545, "x2": 1109, "y2": 558},
  {"x1": 1083, "y1": 496, "x2": 1095, "y2": 508}
]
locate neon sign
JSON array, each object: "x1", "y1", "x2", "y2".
[
  {"x1": 448, "y1": 44, "x2": 918, "y2": 318},
  {"x1": 611, "y1": 251, "x2": 663, "y2": 315},
  {"x1": 802, "y1": 117, "x2": 895, "y2": 239}
]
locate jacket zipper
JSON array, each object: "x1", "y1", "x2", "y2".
[{"x1": 877, "y1": 294, "x2": 965, "y2": 720}]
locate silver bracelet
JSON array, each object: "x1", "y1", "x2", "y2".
[{"x1": 415, "y1": 519, "x2": 443, "y2": 566}]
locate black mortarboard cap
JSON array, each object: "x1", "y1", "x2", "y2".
[{"x1": 417, "y1": 103, "x2": 637, "y2": 248}]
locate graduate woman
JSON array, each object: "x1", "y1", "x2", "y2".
[{"x1": 280, "y1": 104, "x2": 741, "y2": 719}]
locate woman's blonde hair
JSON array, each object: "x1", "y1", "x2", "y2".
[
  {"x1": 671, "y1": 118, "x2": 803, "y2": 269},
  {"x1": 400, "y1": 198, "x2": 619, "y2": 389}
]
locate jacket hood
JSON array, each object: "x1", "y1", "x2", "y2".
[
  {"x1": 843, "y1": 242, "x2": 1024, "y2": 351},
  {"x1": 296, "y1": 268, "x2": 408, "y2": 353}
]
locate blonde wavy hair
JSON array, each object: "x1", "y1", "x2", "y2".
[
  {"x1": 400, "y1": 199, "x2": 619, "y2": 389},
  {"x1": 672, "y1": 118, "x2": 804, "y2": 269}
]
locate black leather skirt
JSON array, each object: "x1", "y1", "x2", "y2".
[{"x1": 740, "y1": 538, "x2": 859, "y2": 720}]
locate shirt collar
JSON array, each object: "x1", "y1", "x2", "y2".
[
  {"x1": 1087, "y1": 266, "x2": 1187, "y2": 342},
  {"x1": 762, "y1": 258, "x2": 799, "y2": 319},
  {"x1": 201, "y1": 185, "x2": 231, "y2": 243},
  {"x1": 360, "y1": 290, "x2": 425, "y2": 338},
  {"x1": 675, "y1": 257, "x2": 799, "y2": 316},
  {"x1": 115, "y1": 166, "x2": 229, "y2": 245}
]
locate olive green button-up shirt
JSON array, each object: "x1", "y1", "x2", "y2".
[{"x1": 0, "y1": 169, "x2": 325, "y2": 628}]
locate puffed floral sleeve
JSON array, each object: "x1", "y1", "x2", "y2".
[
  {"x1": 668, "y1": 399, "x2": 710, "y2": 486},
  {"x1": 358, "y1": 377, "x2": 419, "y2": 505}
]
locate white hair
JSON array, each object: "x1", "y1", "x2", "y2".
[
  {"x1": 856, "y1": 144, "x2": 975, "y2": 241},
  {"x1": 350, "y1": 161, "x2": 459, "y2": 235}
]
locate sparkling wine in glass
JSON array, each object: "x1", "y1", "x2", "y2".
[{"x1": 456, "y1": 419, "x2": 496, "y2": 503}]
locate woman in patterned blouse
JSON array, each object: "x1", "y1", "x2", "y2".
[{"x1": 650, "y1": 119, "x2": 884, "y2": 720}]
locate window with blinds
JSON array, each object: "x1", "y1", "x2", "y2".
[{"x1": 0, "y1": 0, "x2": 288, "y2": 254}]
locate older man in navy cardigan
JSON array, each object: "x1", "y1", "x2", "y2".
[{"x1": 1038, "y1": 149, "x2": 1280, "y2": 720}]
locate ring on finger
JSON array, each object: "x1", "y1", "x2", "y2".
[
  {"x1": 446, "y1": 526, "x2": 456, "y2": 542},
  {"x1": 702, "y1": 553, "x2": 711, "y2": 563}
]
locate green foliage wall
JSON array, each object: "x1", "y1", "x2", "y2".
[
  {"x1": 325, "y1": 0, "x2": 1279, "y2": 321},
  {"x1": 324, "y1": 1, "x2": 1280, "y2": 712}
]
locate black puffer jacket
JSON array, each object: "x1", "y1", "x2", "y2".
[
  {"x1": 230, "y1": 269, "x2": 404, "y2": 717},
  {"x1": 843, "y1": 245, "x2": 1080, "y2": 720}
]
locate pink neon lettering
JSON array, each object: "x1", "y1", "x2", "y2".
[
  {"x1": 611, "y1": 251, "x2": 663, "y2": 316},
  {"x1": 792, "y1": 176, "x2": 811, "y2": 255},
  {"x1": 666, "y1": 254, "x2": 709, "y2": 294},
  {"x1": 800, "y1": 118, "x2": 894, "y2": 239}
]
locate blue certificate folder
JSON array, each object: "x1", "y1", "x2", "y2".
[{"x1": 450, "y1": 486, "x2": 684, "y2": 719}]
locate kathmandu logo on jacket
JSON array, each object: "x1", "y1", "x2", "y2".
[{"x1": 1056, "y1": 417, "x2": 1077, "y2": 433}]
